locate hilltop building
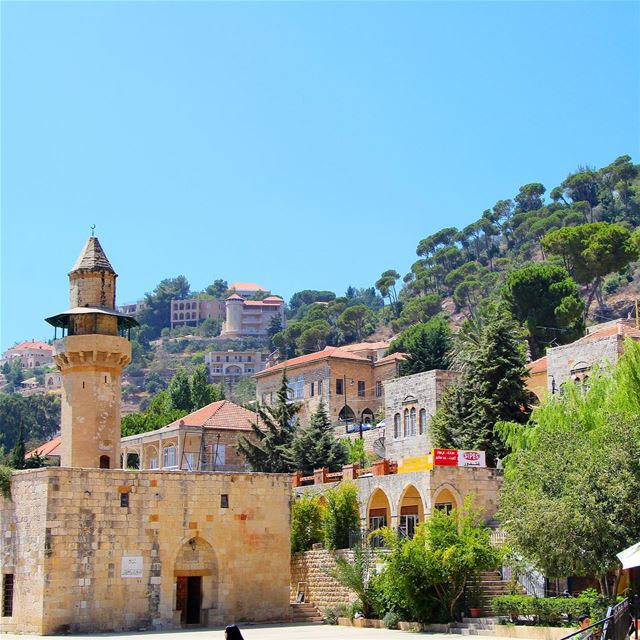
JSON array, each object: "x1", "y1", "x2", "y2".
[
  {"x1": 254, "y1": 343, "x2": 404, "y2": 428},
  {"x1": 205, "y1": 350, "x2": 268, "y2": 385},
  {"x1": 0, "y1": 237, "x2": 291, "y2": 635},
  {"x1": 170, "y1": 297, "x2": 225, "y2": 329},
  {"x1": 219, "y1": 293, "x2": 285, "y2": 339},
  {"x1": 0, "y1": 341, "x2": 53, "y2": 369}
]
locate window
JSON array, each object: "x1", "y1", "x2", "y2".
[
  {"x1": 419, "y1": 409, "x2": 427, "y2": 435},
  {"x1": 318, "y1": 380, "x2": 323, "y2": 396},
  {"x1": 2, "y1": 574, "x2": 14, "y2": 617},
  {"x1": 216, "y1": 356, "x2": 221, "y2": 362},
  {"x1": 213, "y1": 444, "x2": 226, "y2": 466},
  {"x1": 99, "y1": 455, "x2": 110, "y2": 469},
  {"x1": 435, "y1": 503, "x2": 453, "y2": 515},
  {"x1": 246, "y1": 367, "x2": 253, "y2": 373},
  {"x1": 226, "y1": 356, "x2": 229, "y2": 362},
  {"x1": 120, "y1": 492, "x2": 129, "y2": 508},
  {"x1": 220, "y1": 494, "x2": 229, "y2": 508},
  {"x1": 296, "y1": 375, "x2": 304, "y2": 399},
  {"x1": 310, "y1": 382, "x2": 315, "y2": 397},
  {"x1": 410, "y1": 408, "x2": 416, "y2": 436},
  {"x1": 163, "y1": 445, "x2": 176, "y2": 468},
  {"x1": 375, "y1": 381, "x2": 382, "y2": 398},
  {"x1": 248, "y1": 356, "x2": 252, "y2": 362},
  {"x1": 336, "y1": 378, "x2": 344, "y2": 395},
  {"x1": 357, "y1": 381, "x2": 365, "y2": 397},
  {"x1": 403, "y1": 409, "x2": 409, "y2": 437},
  {"x1": 394, "y1": 413, "x2": 401, "y2": 438},
  {"x1": 149, "y1": 457, "x2": 158, "y2": 469},
  {"x1": 184, "y1": 453, "x2": 195, "y2": 470}
]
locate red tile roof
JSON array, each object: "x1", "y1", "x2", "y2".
[
  {"x1": 230, "y1": 282, "x2": 267, "y2": 291},
  {"x1": 11, "y1": 341, "x2": 52, "y2": 352},
  {"x1": 244, "y1": 299, "x2": 283, "y2": 306},
  {"x1": 527, "y1": 356, "x2": 548, "y2": 375},
  {"x1": 26, "y1": 436, "x2": 61, "y2": 459},
  {"x1": 256, "y1": 346, "x2": 371, "y2": 376},
  {"x1": 226, "y1": 293, "x2": 244, "y2": 300},
  {"x1": 576, "y1": 323, "x2": 640, "y2": 343},
  {"x1": 341, "y1": 341, "x2": 390, "y2": 352},
  {"x1": 166, "y1": 400, "x2": 259, "y2": 431},
  {"x1": 375, "y1": 352, "x2": 406, "y2": 365}
]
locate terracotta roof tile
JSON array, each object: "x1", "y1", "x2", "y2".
[
  {"x1": 341, "y1": 341, "x2": 390, "y2": 352},
  {"x1": 10, "y1": 341, "x2": 52, "y2": 352},
  {"x1": 576, "y1": 323, "x2": 640, "y2": 343},
  {"x1": 256, "y1": 346, "x2": 371, "y2": 376},
  {"x1": 230, "y1": 282, "x2": 267, "y2": 291},
  {"x1": 26, "y1": 436, "x2": 61, "y2": 459},
  {"x1": 166, "y1": 400, "x2": 259, "y2": 431},
  {"x1": 244, "y1": 299, "x2": 282, "y2": 306},
  {"x1": 375, "y1": 352, "x2": 406, "y2": 365},
  {"x1": 527, "y1": 356, "x2": 547, "y2": 375}
]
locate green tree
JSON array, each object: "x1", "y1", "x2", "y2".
[
  {"x1": 514, "y1": 183, "x2": 545, "y2": 213},
  {"x1": 323, "y1": 482, "x2": 360, "y2": 550},
  {"x1": 375, "y1": 270, "x2": 401, "y2": 316},
  {"x1": 542, "y1": 222, "x2": 638, "y2": 321},
  {"x1": 10, "y1": 423, "x2": 26, "y2": 469},
  {"x1": 291, "y1": 494, "x2": 324, "y2": 553},
  {"x1": 138, "y1": 275, "x2": 191, "y2": 337},
  {"x1": 267, "y1": 314, "x2": 283, "y2": 350},
  {"x1": 498, "y1": 345, "x2": 640, "y2": 596},
  {"x1": 121, "y1": 389, "x2": 187, "y2": 436},
  {"x1": 0, "y1": 393, "x2": 60, "y2": 455},
  {"x1": 236, "y1": 372, "x2": 299, "y2": 473},
  {"x1": 391, "y1": 294, "x2": 442, "y2": 331},
  {"x1": 296, "y1": 320, "x2": 332, "y2": 355},
  {"x1": 503, "y1": 263, "x2": 584, "y2": 359},
  {"x1": 328, "y1": 545, "x2": 378, "y2": 618},
  {"x1": 168, "y1": 369, "x2": 192, "y2": 411},
  {"x1": 431, "y1": 309, "x2": 531, "y2": 465},
  {"x1": 288, "y1": 401, "x2": 346, "y2": 475},
  {"x1": 205, "y1": 278, "x2": 228, "y2": 298},
  {"x1": 229, "y1": 376, "x2": 256, "y2": 408},
  {"x1": 190, "y1": 365, "x2": 212, "y2": 410},
  {"x1": 387, "y1": 316, "x2": 452, "y2": 376},
  {"x1": 337, "y1": 305, "x2": 375, "y2": 342}
]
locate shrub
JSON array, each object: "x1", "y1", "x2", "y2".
[
  {"x1": 0, "y1": 466, "x2": 12, "y2": 499},
  {"x1": 291, "y1": 494, "x2": 323, "y2": 553},
  {"x1": 383, "y1": 611, "x2": 401, "y2": 629},
  {"x1": 323, "y1": 482, "x2": 360, "y2": 550}
]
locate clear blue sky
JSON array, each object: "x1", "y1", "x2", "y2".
[{"x1": 2, "y1": 1, "x2": 639, "y2": 351}]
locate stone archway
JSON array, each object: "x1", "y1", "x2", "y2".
[
  {"x1": 366, "y1": 488, "x2": 392, "y2": 547},
  {"x1": 397, "y1": 484, "x2": 425, "y2": 539},
  {"x1": 174, "y1": 536, "x2": 217, "y2": 626},
  {"x1": 432, "y1": 483, "x2": 462, "y2": 515}
]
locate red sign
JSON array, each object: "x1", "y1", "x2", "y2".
[{"x1": 433, "y1": 448, "x2": 458, "y2": 466}]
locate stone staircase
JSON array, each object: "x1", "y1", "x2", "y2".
[
  {"x1": 290, "y1": 602, "x2": 324, "y2": 624},
  {"x1": 450, "y1": 617, "x2": 497, "y2": 635},
  {"x1": 466, "y1": 570, "x2": 525, "y2": 616}
]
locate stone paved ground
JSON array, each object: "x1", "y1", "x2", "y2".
[{"x1": 0, "y1": 622, "x2": 508, "y2": 640}]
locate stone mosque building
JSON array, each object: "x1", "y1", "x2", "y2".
[{"x1": 0, "y1": 237, "x2": 292, "y2": 634}]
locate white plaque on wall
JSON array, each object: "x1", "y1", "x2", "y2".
[{"x1": 121, "y1": 556, "x2": 143, "y2": 578}]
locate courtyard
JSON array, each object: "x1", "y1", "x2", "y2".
[{"x1": 0, "y1": 623, "x2": 511, "y2": 640}]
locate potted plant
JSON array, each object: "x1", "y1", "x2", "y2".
[{"x1": 467, "y1": 577, "x2": 484, "y2": 618}]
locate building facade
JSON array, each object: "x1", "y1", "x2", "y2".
[
  {"x1": 121, "y1": 400, "x2": 260, "y2": 472},
  {"x1": 170, "y1": 297, "x2": 225, "y2": 329},
  {"x1": 255, "y1": 345, "x2": 404, "y2": 428},
  {"x1": 205, "y1": 350, "x2": 267, "y2": 385},
  {"x1": 0, "y1": 341, "x2": 53, "y2": 369},
  {"x1": 219, "y1": 294, "x2": 285, "y2": 339}
]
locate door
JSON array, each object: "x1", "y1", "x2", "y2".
[
  {"x1": 176, "y1": 577, "x2": 188, "y2": 623},
  {"x1": 186, "y1": 576, "x2": 202, "y2": 624}
]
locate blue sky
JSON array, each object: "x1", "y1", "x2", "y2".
[{"x1": 1, "y1": 1, "x2": 639, "y2": 350}]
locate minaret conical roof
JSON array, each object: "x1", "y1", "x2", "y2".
[{"x1": 70, "y1": 236, "x2": 116, "y2": 274}]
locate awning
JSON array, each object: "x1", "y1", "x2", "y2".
[{"x1": 617, "y1": 541, "x2": 640, "y2": 570}]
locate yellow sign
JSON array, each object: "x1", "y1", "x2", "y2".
[{"x1": 398, "y1": 455, "x2": 433, "y2": 473}]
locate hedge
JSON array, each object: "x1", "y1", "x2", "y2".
[{"x1": 492, "y1": 591, "x2": 609, "y2": 626}]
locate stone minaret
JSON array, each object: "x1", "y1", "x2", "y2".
[{"x1": 46, "y1": 236, "x2": 138, "y2": 469}]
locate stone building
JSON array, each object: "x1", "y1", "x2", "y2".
[
  {"x1": 383, "y1": 370, "x2": 462, "y2": 461},
  {"x1": 170, "y1": 297, "x2": 225, "y2": 329},
  {"x1": 255, "y1": 344, "x2": 404, "y2": 428},
  {"x1": 0, "y1": 236, "x2": 292, "y2": 634},
  {"x1": 219, "y1": 294, "x2": 285, "y2": 339},
  {"x1": 0, "y1": 340, "x2": 53, "y2": 369},
  {"x1": 526, "y1": 319, "x2": 640, "y2": 400},
  {"x1": 205, "y1": 349, "x2": 268, "y2": 385},
  {"x1": 121, "y1": 400, "x2": 260, "y2": 472}
]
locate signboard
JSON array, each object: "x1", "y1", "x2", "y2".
[
  {"x1": 398, "y1": 455, "x2": 432, "y2": 474},
  {"x1": 432, "y1": 449, "x2": 486, "y2": 468},
  {"x1": 121, "y1": 556, "x2": 143, "y2": 578}
]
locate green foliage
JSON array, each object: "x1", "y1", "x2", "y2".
[
  {"x1": 168, "y1": 369, "x2": 192, "y2": 411},
  {"x1": 0, "y1": 467, "x2": 12, "y2": 499},
  {"x1": 498, "y1": 341, "x2": 640, "y2": 596},
  {"x1": 387, "y1": 316, "x2": 452, "y2": 376},
  {"x1": 323, "y1": 482, "x2": 360, "y2": 550},
  {"x1": 121, "y1": 389, "x2": 187, "y2": 436},
  {"x1": 291, "y1": 494, "x2": 324, "y2": 552},
  {"x1": 382, "y1": 611, "x2": 401, "y2": 629},
  {"x1": 492, "y1": 591, "x2": 608, "y2": 626},
  {"x1": 190, "y1": 365, "x2": 212, "y2": 409},
  {"x1": 289, "y1": 401, "x2": 347, "y2": 475},
  {"x1": 289, "y1": 290, "x2": 336, "y2": 316},
  {"x1": 228, "y1": 376, "x2": 256, "y2": 408},
  {"x1": 236, "y1": 372, "x2": 299, "y2": 473},
  {"x1": 342, "y1": 437, "x2": 376, "y2": 467},
  {"x1": 23, "y1": 452, "x2": 48, "y2": 469},
  {"x1": 10, "y1": 424, "x2": 26, "y2": 469},
  {"x1": 431, "y1": 309, "x2": 531, "y2": 465},
  {"x1": 204, "y1": 278, "x2": 228, "y2": 298},
  {"x1": 327, "y1": 545, "x2": 378, "y2": 618},
  {"x1": 337, "y1": 304, "x2": 376, "y2": 342},
  {"x1": 503, "y1": 263, "x2": 584, "y2": 359},
  {"x1": 391, "y1": 294, "x2": 442, "y2": 332},
  {"x1": 373, "y1": 500, "x2": 501, "y2": 622},
  {"x1": 138, "y1": 275, "x2": 191, "y2": 338}
]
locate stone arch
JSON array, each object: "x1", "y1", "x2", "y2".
[
  {"x1": 397, "y1": 483, "x2": 425, "y2": 538},
  {"x1": 366, "y1": 487, "x2": 392, "y2": 537},
  {"x1": 339, "y1": 405, "x2": 356, "y2": 423},
  {"x1": 361, "y1": 408, "x2": 374, "y2": 424},
  {"x1": 431, "y1": 482, "x2": 463, "y2": 515},
  {"x1": 145, "y1": 444, "x2": 159, "y2": 469},
  {"x1": 174, "y1": 536, "x2": 218, "y2": 626},
  {"x1": 125, "y1": 451, "x2": 140, "y2": 469}
]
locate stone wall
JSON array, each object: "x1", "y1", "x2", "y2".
[
  {"x1": 0, "y1": 467, "x2": 291, "y2": 634},
  {"x1": 290, "y1": 549, "x2": 356, "y2": 611}
]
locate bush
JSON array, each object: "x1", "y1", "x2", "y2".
[
  {"x1": 291, "y1": 494, "x2": 323, "y2": 552},
  {"x1": 383, "y1": 611, "x2": 401, "y2": 629},
  {"x1": 323, "y1": 482, "x2": 360, "y2": 550},
  {"x1": 0, "y1": 466, "x2": 12, "y2": 499},
  {"x1": 492, "y1": 591, "x2": 609, "y2": 626}
]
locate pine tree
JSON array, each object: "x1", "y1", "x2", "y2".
[
  {"x1": 431, "y1": 309, "x2": 531, "y2": 465},
  {"x1": 289, "y1": 400, "x2": 347, "y2": 475},
  {"x1": 236, "y1": 371, "x2": 299, "y2": 473},
  {"x1": 10, "y1": 423, "x2": 26, "y2": 470},
  {"x1": 190, "y1": 365, "x2": 212, "y2": 410}
]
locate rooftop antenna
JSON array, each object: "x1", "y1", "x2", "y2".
[{"x1": 90, "y1": 224, "x2": 96, "y2": 237}]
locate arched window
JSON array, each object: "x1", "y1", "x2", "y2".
[
  {"x1": 179, "y1": 303, "x2": 184, "y2": 310},
  {"x1": 419, "y1": 409, "x2": 427, "y2": 434},
  {"x1": 410, "y1": 407, "x2": 416, "y2": 436},
  {"x1": 163, "y1": 445, "x2": 176, "y2": 468},
  {"x1": 99, "y1": 455, "x2": 110, "y2": 469},
  {"x1": 403, "y1": 409, "x2": 409, "y2": 437},
  {"x1": 394, "y1": 413, "x2": 401, "y2": 438}
]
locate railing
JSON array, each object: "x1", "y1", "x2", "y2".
[
  {"x1": 560, "y1": 598, "x2": 634, "y2": 640},
  {"x1": 501, "y1": 563, "x2": 547, "y2": 598}
]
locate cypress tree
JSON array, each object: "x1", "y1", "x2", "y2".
[
  {"x1": 289, "y1": 400, "x2": 347, "y2": 475},
  {"x1": 236, "y1": 371, "x2": 299, "y2": 472},
  {"x1": 10, "y1": 423, "x2": 26, "y2": 470}
]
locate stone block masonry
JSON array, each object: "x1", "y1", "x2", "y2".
[{"x1": 0, "y1": 468, "x2": 292, "y2": 635}]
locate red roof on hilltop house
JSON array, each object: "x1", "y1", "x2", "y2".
[
  {"x1": 164, "y1": 400, "x2": 259, "y2": 431},
  {"x1": 576, "y1": 322, "x2": 640, "y2": 343},
  {"x1": 230, "y1": 282, "x2": 267, "y2": 291},
  {"x1": 257, "y1": 346, "x2": 373, "y2": 376},
  {"x1": 10, "y1": 341, "x2": 52, "y2": 352},
  {"x1": 26, "y1": 436, "x2": 61, "y2": 459},
  {"x1": 341, "y1": 341, "x2": 390, "y2": 352}
]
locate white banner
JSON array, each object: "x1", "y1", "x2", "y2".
[{"x1": 457, "y1": 450, "x2": 486, "y2": 467}]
